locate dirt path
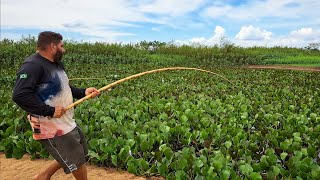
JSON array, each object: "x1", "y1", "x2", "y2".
[
  {"x1": 246, "y1": 65, "x2": 320, "y2": 72},
  {"x1": 0, "y1": 153, "x2": 162, "y2": 180}
]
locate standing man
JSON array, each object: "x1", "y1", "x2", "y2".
[{"x1": 12, "y1": 31, "x2": 99, "y2": 180}]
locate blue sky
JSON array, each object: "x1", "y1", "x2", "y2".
[{"x1": 1, "y1": 0, "x2": 319, "y2": 47}]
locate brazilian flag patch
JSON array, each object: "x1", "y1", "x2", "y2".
[{"x1": 20, "y1": 74, "x2": 28, "y2": 79}]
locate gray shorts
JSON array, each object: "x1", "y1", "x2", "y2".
[{"x1": 39, "y1": 126, "x2": 88, "y2": 174}]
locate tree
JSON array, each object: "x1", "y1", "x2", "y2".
[{"x1": 305, "y1": 42, "x2": 320, "y2": 51}]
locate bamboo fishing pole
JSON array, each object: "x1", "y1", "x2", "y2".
[{"x1": 66, "y1": 67, "x2": 233, "y2": 111}]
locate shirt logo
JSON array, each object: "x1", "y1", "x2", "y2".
[{"x1": 20, "y1": 74, "x2": 28, "y2": 79}]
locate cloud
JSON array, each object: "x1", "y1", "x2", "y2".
[
  {"x1": 1, "y1": 0, "x2": 207, "y2": 41},
  {"x1": 175, "y1": 26, "x2": 227, "y2": 46},
  {"x1": 1, "y1": 0, "x2": 151, "y2": 41},
  {"x1": 234, "y1": 27, "x2": 319, "y2": 47},
  {"x1": 175, "y1": 26, "x2": 319, "y2": 48},
  {"x1": 1, "y1": 0, "x2": 319, "y2": 46},
  {"x1": 235, "y1": 25, "x2": 272, "y2": 40},
  {"x1": 139, "y1": 0, "x2": 205, "y2": 16},
  {"x1": 202, "y1": 0, "x2": 320, "y2": 26},
  {"x1": 289, "y1": 28, "x2": 320, "y2": 41}
]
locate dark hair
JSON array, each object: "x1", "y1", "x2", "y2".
[{"x1": 37, "y1": 31, "x2": 63, "y2": 50}]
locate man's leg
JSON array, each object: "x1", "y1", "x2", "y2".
[
  {"x1": 34, "y1": 160, "x2": 61, "y2": 180},
  {"x1": 38, "y1": 127, "x2": 88, "y2": 179},
  {"x1": 72, "y1": 164, "x2": 88, "y2": 180}
]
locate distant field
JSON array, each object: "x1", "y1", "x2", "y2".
[{"x1": 262, "y1": 55, "x2": 320, "y2": 67}]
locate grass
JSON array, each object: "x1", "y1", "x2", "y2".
[{"x1": 262, "y1": 55, "x2": 320, "y2": 67}]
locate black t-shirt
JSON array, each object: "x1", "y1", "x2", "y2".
[{"x1": 12, "y1": 53, "x2": 85, "y2": 117}]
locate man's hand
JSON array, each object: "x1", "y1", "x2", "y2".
[
  {"x1": 53, "y1": 106, "x2": 66, "y2": 118},
  {"x1": 85, "y1": 87, "x2": 100, "y2": 97}
]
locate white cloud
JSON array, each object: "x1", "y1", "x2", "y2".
[
  {"x1": 151, "y1": 27, "x2": 161, "y2": 31},
  {"x1": 202, "y1": 0, "x2": 320, "y2": 26},
  {"x1": 202, "y1": 5, "x2": 233, "y2": 19},
  {"x1": 1, "y1": 0, "x2": 206, "y2": 41},
  {"x1": 1, "y1": 0, "x2": 319, "y2": 46},
  {"x1": 235, "y1": 25, "x2": 272, "y2": 40},
  {"x1": 212, "y1": 26, "x2": 226, "y2": 38},
  {"x1": 175, "y1": 26, "x2": 227, "y2": 46},
  {"x1": 139, "y1": 0, "x2": 204, "y2": 16},
  {"x1": 289, "y1": 28, "x2": 320, "y2": 41},
  {"x1": 176, "y1": 26, "x2": 319, "y2": 48},
  {"x1": 234, "y1": 27, "x2": 319, "y2": 47},
  {"x1": 1, "y1": 0, "x2": 151, "y2": 41}
]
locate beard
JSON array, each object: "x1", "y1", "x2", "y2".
[{"x1": 53, "y1": 49, "x2": 63, "y2": 63}]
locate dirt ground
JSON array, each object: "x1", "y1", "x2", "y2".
[
  {"x1": 0, "y1": 153, "x2": 163, "y2": 180},
  {"x1": 246, "y1": 65, "x2": 320, "y2": 72}
]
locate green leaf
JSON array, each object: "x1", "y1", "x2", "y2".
[
  {"x1": 311, "y1": 164, "x2": 320, "y2": 178},
  {"x1": 40, "y1": 148, "x2": 49, "y2": 158},
  {"x1": 0, "y1": 144, "x2": 5, "y2": 151},
  {"x1": 180, "y1": 115, "x2": 188, "y2": 123},
  {"x1": 163, "y1": 147, "x2": 173, "y2": 159},
  {"x1": 157, "y1": 163, "x2": 169, "y2": 177},
  {"x1": 160, "y1": 124, "x2": 170, "y2": 133},
  {"x1": 307, "y1": 147, "x2": 316, "y2": 157},
  {"x1": 221, "y1": 169, "x2": 231, "y2": 180},
  {"x1": 127, "y1": 160, "x2": 137, "y2": 174},
  {"x1": 126, "y1": 139, "x2": 135, "y2": 148},
  {"x1": 16, "y1": 140, "x2": 25, "y2": 149},
  {"x1": 111, "y1": 155, "x2": 117, "y2": 166},
  {"x1": 139, "y1": 134, "x2": 148, "y2": 141},
  {"x1": 250, "y1": 172, "x2": 262, "y2": 180},
  {"x1": 239, "y1": 164, "x2": 253, "y2": 176},
  {"x1": 310, "y1": 113, "x2": 317, "y2": 120},
  {"x1": 119, "y1": 146, "x2": 130, "y2": 160},
  {"x1": 178, "y1": 157, "x2": 188, "y2": 170},
  {"x1": 224, "y1": 141, "x2": 232, "y2": 149},
  {"x1": 159, "y1": 144, "x2": 167, "y2": 152},
  {"x1": 212, "y1": 159, "x2": 223, "y2": 171},
  {"x1": 272, "y1": 165, "x2": 281, "y2": 176},
  {"x1": 280, "y1": 152, "x2": 288, "y2": 160},
  {"x1": 241, "y1": 112, "x2": 248, "y2": 119},
  {"x1": 88, "y1": 138, "x2": 99, "y2": 148},
  {"x1": 14, "y1": 118, "x2": 20, "y2": 126},
  {"x1": 175, "y1": 170, "x2": 188, "y2": 180},
  {"x1": 280, "y1": 139, "x2": 292, "y2": 150},
  {"x1": 6, "y1": 126, "x2": 14, "y2": 134},
  {"x1": 12, "y1": 147, "x2": 25, "y2": 159},
  {"x1": 140, "y1": 141, "x2": 150, "y2": 151},
  {"x1": 88, "y1": 150, "x2": 99, "y2": 159},
  {"x1": 195, "y1": 159, "x2": 204, "y2": 168},
  {"x1": 195, "y1": 175, "x2": 204, "y2": 180},
  {"x1": 138, "y1": 158, "x2": 149, "y2": 171}
]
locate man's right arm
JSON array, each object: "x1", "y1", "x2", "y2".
[{"x1": 12, "y1": 62, "x2": 55, "y2": 117}]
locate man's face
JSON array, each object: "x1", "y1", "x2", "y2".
[{"x1": 52, "y1": 41, "x2": 65, "y2": 63}]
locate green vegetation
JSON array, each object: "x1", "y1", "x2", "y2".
[
  {"x1": 262, "y1": 56, "x2": 320, "y2": 66},
  {"x1": 1, "y1": 38, "x2": 319, "y2": 67},
  {"x1": 1, "y1": 38, "x2": 320, "y2": 179}
]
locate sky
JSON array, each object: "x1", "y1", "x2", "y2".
[{"x1": 1, "y1": 0, "x2": 320, "y2": 48}]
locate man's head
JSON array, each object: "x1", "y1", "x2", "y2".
[{"x1": 37, "y1": 31, "x2": 65, "y2": 63}]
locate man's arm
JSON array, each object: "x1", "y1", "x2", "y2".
[
  {"x1": 12, "y1": 62, "x2": 55, "y2": 117},
  {"x1": 70, "y1": 86, "x2": 100, "y2": 99},
  {"x1": 70, "y1": 85, "x2": 86, "y2": 99}
]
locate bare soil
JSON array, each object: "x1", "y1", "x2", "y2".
[
  {"x1": 246, "y1": 65, "x2": 320, "y2": 72},
  {"x1": 0, "y1": 153, "x2": 163, "y2": 180}
]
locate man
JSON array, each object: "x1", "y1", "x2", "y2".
[{"x1": 12, "y1": 31, "x2": 99, "y2": 180}]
